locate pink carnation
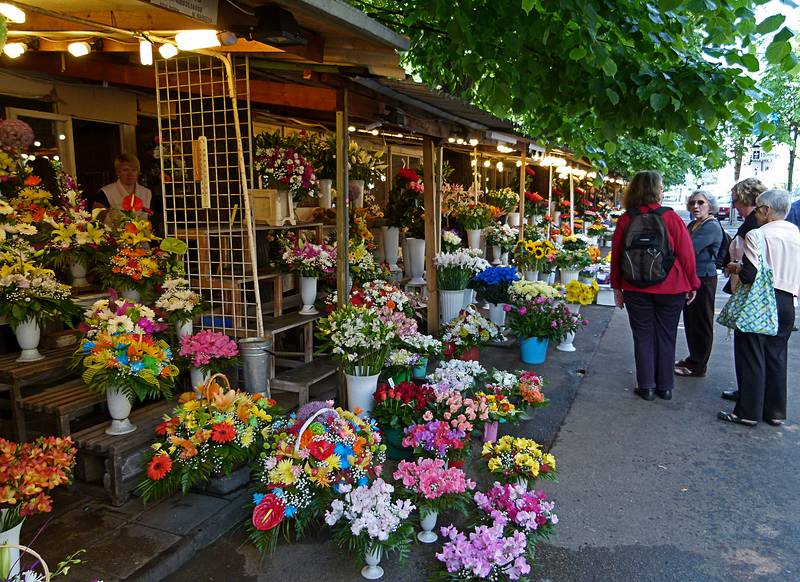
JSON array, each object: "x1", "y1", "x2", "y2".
[{"x1": 179, "y1": 330, "x2": 239, "y2": 368}]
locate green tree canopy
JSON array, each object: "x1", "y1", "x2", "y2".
[{"x1": 351, "y1": 0, "x2": 798, "y2": 172}]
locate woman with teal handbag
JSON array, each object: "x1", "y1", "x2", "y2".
[{"x1": 718, "y1": 189, "x2": 800, "y2": 427}]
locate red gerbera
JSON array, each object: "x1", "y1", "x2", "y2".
[
  {"x1": 211, "y1": 422, "x2": 236, "y2": 443},
  {"x1": 146, "y1": 454, "x2": 173, "y2": 481},
  {"x1": 308, "y1": 438, "x2": 335, "y2": 461}
]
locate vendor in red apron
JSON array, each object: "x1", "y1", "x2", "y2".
[{"x1": 97, "y1": 153, "x2": 152, "y2": 221}]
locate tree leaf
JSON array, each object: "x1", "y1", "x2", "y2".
[
  {"x1": 604, "y1": 141, "x2": 617, "y2": 155},
  {"x1": 650, "y1": 93, "x2": 669, "y2": 111},
  {"x1": 521, "y1": 0, "x2": 535, "y2": 14},
  {"x1": 569, "y1": 46, "x2": 587, "y2": 60},
  {"x1": 741, "y1": 54, "x2": 760, "y2": 72},
  {"x1": 606, "y1": 88, "x2": 620, "y2": 105},
  {"x1": 765, "y1": 40, "x2": 791, "y2": 64},
  {"x1": 755, "y1": 14, "x2": 785, "y2": 35},
  {"x1": 602, "y1": 58, "x2": 617, "y2": 77}
]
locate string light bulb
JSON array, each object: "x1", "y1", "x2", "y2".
[
  {"x1": 448, "y1": 137, "x2": 456, "y2": 143},
  {"x1": 2, "y1": 42, "x2": 27, "y2": 59},
  {"x1": 483, "y1": 160, "x2": 491, "y2": 168},
  {"x1": 159, "y1": 42, "x2": 179, "y2": 59},
  {"x1": 347, "y1": 125, "x2": 356, "y2": 132},
  {"x1": 139, "y1": 40, "x2": 153, "y2": 65},
  {"x1": 67, "y1": 42, "x2": 91, "y2": 57},
  {"x1": 0, "y1": 3, "x2": 25, "y2": 23},
  {"x1": 175, "y1": 30, "x2": 220, "y2": 51},
  {"x1": 516, "y1": 160, "x2": 522, "y2": 168},
  {"x1": 496, "y1": 161, "x2": 504, "y2": 171},
  {"x1": 469, "y1": 138, "x2": 479, "y2": 146}
]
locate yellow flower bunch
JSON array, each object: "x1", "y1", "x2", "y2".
[
  {"x1": 0, "y1": 151, "x2": 15, "y2": 175},
  {"x1": 565, "y1": 280, "x2": 599, "y2": 305},
  {"x1": 587, "y1": 245, "x2": 602, "y2": 263},
  {"x1": 13, "y1": 187, "x2": 53, "y2": 207},
  {"x1": 482, "y1": 435, "x2": 557, "y2": 481},
  {"x1": 508, "y1": 279, "x2": 561, "y2": 305}
]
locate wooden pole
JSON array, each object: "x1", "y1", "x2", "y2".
[
  {"x1": 423, "y1": 136, "x2": 440, "y2": 333},
  {"x1": 547, "y1": 165, "x2": 553, "y2": 239},
  {"x1": 335, "y1": 89, "x2": 349, "y2": 405},
  {"x1": 518, "y1": 152, "x2": 526, "y2": 242},
  {"x1": 569, "y1": 173, "x2": 575, "y2": 233},
  {"x1": 473, "y1": 147, "x2": 480, "y2": 201}
]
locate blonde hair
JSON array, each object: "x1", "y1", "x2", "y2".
[
  {"x1": 114, "y1": 153, "x2": 140, "y2": 174},
  {"x1": 731, "y1": 178, "x2": 766, "y2": 206},
  {"x1": 623, "y1": 171, "x2": 663, "y2": 210}
]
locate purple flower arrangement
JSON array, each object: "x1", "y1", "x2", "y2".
[
  {"x1": 402, "y1": 420, "x2": 466, "y2": 460},
  {"x1": 436, "y1": 522, "x2": 531, "y2": 581}
]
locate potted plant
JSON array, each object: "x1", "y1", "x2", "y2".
[
  {"x1": 373, "y1": 381, "x2": 435, "y2": 460},
  {"x1": 474, "y1": 388, "x2": 521, "y2": 443},
  {"x1": 393, "y1": 458, "x2": 475, "y2": 544},
  {"x1": 551, "y1": 300, "x2": 589, "y2": 353},
  {"x1": 155, "y1": 277, "x2": 204, "y2": 337},
  {"x1": 440, "y1": 307, "x2": 501, "y2": 361},
  {"x1": 348, "y1": 141, "x2": 387, "y2": 209},
  {"x1": 324, "y1": 478, "x2": 415, "y2": 580},
  {"x1": 399, "y1": 331, "x2": 443, "y2": 379},
  {"x1": 254, "y1": 145, "x2": 318, "y2": 205},
  {"x1": 484, "y1": 223, "x2": 518, "y2": 265},
  {"x1": 514, "y1": 370, "x2": 549, "y2": 420},
  {"x1": 469, "y1": 266, "x2": 519, "y2": 329},
  {"x1": 504, "y1": 289, "x2": 563, "y2": 365},
  {"x1": 555, "y1": 236, "x2": 592, "y2": 284},
  {"x1": 281, "y1": 236, "x2": 336, "y2": 315},
  {"x1": 485, "y1": 187, "x2": 518, "y2": 215},
  {"x1": 402, "y1": 420, "x2": 468, "y2": 463},
  {"x1": 425, "y1": 358, "x2": 487, "y2": 394},
  {"x1": 454, "y1": 202, "x2": 493, "y2": 249},
  {"x1": 587, "y1": 222, "x2": 607, "y2": 245},
  {"x1": 524, "y1": 191, "x2": 549, "y2": 224},
  {"x1": 179, "y1": 330, "x2": 240, "y2": 389},
  {"x1": 385, "y1": 167, "x2": 425, "y2": 279},
  {"x1": 435, "y1": 250, "x2": 490, "y2": 325}
]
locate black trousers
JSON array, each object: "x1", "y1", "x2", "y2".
[
  {"x1": 681, "y1": 275, "x2": 717, "y2": 374},
  {"x1": 733, "y1": 289, "x2": 795, "y2": 422},
  {"x1": 624, "y1": 291, "x2": 686, "y2": 392}
]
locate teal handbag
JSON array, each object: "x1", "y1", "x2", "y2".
[{"x1": 717, "y1": 229, "x2": 778, "y2": 335}]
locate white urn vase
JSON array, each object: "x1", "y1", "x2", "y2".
[
  {"x1": 318, "y1": 178, "x2": 333, "y2": 209},
  {"x1": 525, "y1": 270, "x2": 539, "y2": 282},
  {"x1": 346, "y1": 371, "x2": 380, "y2": 417},
  {"x1": 506, "y1": 212, "x2": 521, "y2": 227},
  {"x1": 0, "y1": 512, "x2": 23, "y2": 581},
  {"x1": 466, "y1": 228, "x2": 482, "y2": 250},
  {"x1": 382, "y1": 226, "x2": 400, "y2": 272},
  {"x1": 560, "y1": 269, "x2": 580, "y2": 285},
  {"x1": 406, "y1": 237, "x2": 426, "y2": 285},
  {"x1": 361, "y1": 544, "x2": 384, "y2": 580},
  {"x1": 70, "y1": 260, "x2": 89, "y2": 287},
  {"x1": 488, "y1": 303, "x2": 507, "y2": 329},
  {"x1": 299, "y1": 276, "x2": 319, "y2": 315},
  {"x1": 418, "y1": 510, "x2": 439, "y2": 543},
  {"x1": 490, "y1": 244, "x2": 501, "y2": 265},
  {"x1": 105, "y1": 385, "x2": 136, "y2": 435},
  {"x1": 14, "y1": 317, "x2": 44, "y2": 363}
]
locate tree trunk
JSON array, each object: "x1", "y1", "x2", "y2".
[
  {"x1": 788, "y1": 127, "x2": 798, "y2": 194},
  {"x1": 733, "y1": 150, "x2": 744, "y2": 182}
]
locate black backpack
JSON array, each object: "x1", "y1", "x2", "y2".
[
  {"x1": 621, "y1": 207, "x2": 675, "y2": 287},
  {"x1": 714, "y1": 220, "x2": 732, "y2": 271}
]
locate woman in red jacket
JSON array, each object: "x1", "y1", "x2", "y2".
[{"x1": 611, "y1": 171, "x2": 700, "y2": 401}]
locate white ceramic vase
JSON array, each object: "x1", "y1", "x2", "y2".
[
  {"x1": 190, "y1": 367, "x2": 211, "y2": 389},
  {"x1": 0, "y1": 512, "x2": 23, "y2": 581},
  {"x1": 439, "y1": 289, "x2": 464, "y2": 325},
  {"x1": 121, "y1": 289, "x2": 141, "y2": 302},
  {"x1": 557, "y1": 331, "x2": 577, "y2": 352},
  {"x1": 350, "y1": 179, "x2": 365, "y2": 209},
  {"x1": 382, "y1": 226, "x2": 400, "y2": 272},
  {"x1": 488, "y1": 303, "x2": 507, "y2": 329},
  {"x1": 553, "y1": 211, "x2": 562, "y2": 226},
  {"x1": 299, "y1": 276, "x2": 319, "y2": 315},
  {"x1": 490, "y1": 244, "x2": 501, "y2": 265},
  {"x1": 560, "y1": 270, "x2": 580, "y2": 285},
  {"x1": 525, "y1": 270, "x2": 539, "y2": 282},
  {"x1": 462, "y1": 288, "x2": 475, "y2": 309},
  {"x1": 537, "y1": 271, "x2": 550, "y2": 282},
  {"x1": 105, "y1": 385, "x2": 136, "y2": 435},
  {"x1": 406, "y1": 238, "x2": 426, "y2": 285},
  {"x1": 361, "y1": 544, "x2": 384, "y2": 580},
  {"x1": 176, "y1": 319, "x2": 193, "y2": 338},
  {"x1": 318, "y1": 178, "x2": 332, "y2": 209},
  {"x1": 14, "y1": 317, "x2": 44, "y2": 363},
  {"x1": 500, "y1": 251, "x2": 509, "y2": 265},
  {"x1": 70, "y1": 260, "x2": 89, "y2": 287},
  {"x1": 346, "y1": 372, "x2": 380, "y2": 418},
  {"x1": 588, "y1": 235, "x2": 599, "y2": 246},
  {"x1": 418, "y1": 510, "x2": 439, "y2": 543},
  {"x1": 466, "y1": 228, "x2": 482, "y2": 250},
  {"x1": 506, "y1": 212, "x2": 521, "y2": 227}
]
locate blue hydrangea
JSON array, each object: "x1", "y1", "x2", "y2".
[{"x1": 474, "y1": 266, "x2": 519, "y2": 286}]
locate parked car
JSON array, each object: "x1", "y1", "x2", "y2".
[{"x1": 716, "y1": 204, "x2": 731, "y2": 220}]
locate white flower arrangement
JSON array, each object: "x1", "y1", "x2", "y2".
[
  {"x1": 325, "y1": 479, "x2": 415, "y2": 542},
  {"x1": 508, "y1": 280, "x2": 562, "y2": 305},
  {"x1": 435, "y1": 249, "x2": 491, "y2": 290},
  {"x1": 316, "y1": 304, "x2": 397, "y2": 375},
  {"x1": 400, "y1": 331, "x2": 443, "y2": 357},
  {"x1": 426, "y1": 359, "x2": 487, "y2": 394},
  {"x1": 488, "y1": 369, "x2": 519, "y2": 390},
  {"x1": 155, "y1": 277, "x2": 203, "y2": 323},
  {"x1": 484, "y1": 223, "x2": 519, "y2": 251},
  {"x1": 441, "y1": 229, "x2": 462, "y2": 252},
  {"x1": 440, "y1": 307, "x2": 501, "y2": 354},
  {"x1": 384, "y1": 348, "x2": 421, "y2": 369}
]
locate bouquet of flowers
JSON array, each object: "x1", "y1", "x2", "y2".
[
  {"x1": 549, "y1": 301, "x2": 588, "y2": 340},
  {"x1": 485, "y1": 188, "x2": 518, "y2": 214},
  {"x1": 349, "y1": 240, "x2": 389, "y2": 285},
  {"x1": 588, "y1": 244, "x2": 602, "y2": 264},
  {"x1": 441, "y1": 229, "x2": 462, "y2": 253},
  {"x1": 0, "y1": 436, "x2": 76, "y2": 531},
  {"x1": 504, "y1": 296, "x2": 568, "y2": 341},
  {"x1": 155, "y1": 277, "x2": 204, "y2": 324},
  {"x1": 0, "y1": 258, "x2": 80, "y2": 329},
  {"x1": 383, "y1": 348, "x2": 421, "y2": 378},
  {"x1": 316, "y1": 304, "x2": 396, "y2": 375},
  {"x1": 137, "y1": 379, "x2": 282, "y2": 503},
  {"x1": 385, "y1": 167, "x2": 424, "y2": 235},
  {"x1": 470, "y1": 266, "x2": 519, "y2": 305},
  {"x1": 474, "y1": 391, "x2": 520, "y2": 423},
  {"x1": 484, "y1": 223, "x2": 518, "y2": 252},
  {"x1": 281, "y1": 238, "x2": 336, "y2": 277},
  {"x1": 441, "y1": 182, "x2": 467, "y2": 217},
  {"x1": 399, "y1": 331, "x2": 443, "y2": 359},
  {"x1": 325, "y1": 478, "x2": 415, "y2": 565},
  {"x1": 351, "y1": 279, "x2": 416, "y2": 317},
  {"x1": 454, "y1": 202, "x2": 494, "y2": 230},
  {"x1": 426, "y1": 359, "x2": 486, "y2": 394},
  {"x1": 507, "y1": 280, "x2": 560, "y2": 305},
  {"x1": 109, "y1": 215, "x2": 159, "y2": 247},
  {"x1": 373, "y1": 381, "x2": 435, "y2": 430},
  {"x1": 254, "y1": 146, "x2": 318, "y2": 202},
  {"x1": 42, "y1": 189, "x2": 109, "y2": 268},
  {"x1": 555, "y1": 236, "x2": 593, "y2": 271},
  {"x1": 565, "y1": 279, "x2": 599, "y2": 305},
  {"x1": 179, "y1": 330, "x2": 239, "y2": 374},
  {"x1": 74, "y1": 331, "x2": 179, "y2": 401},
  {"x1": 440, "y1": 308, "x2": 501, "y2": 357},
  {"x1": 425, "y1": 389, "x2": 489, "y2": 433},
  {"x1": 588, "y1": 222, "x2": 607, "y2": 237},
  {"x1": 433, "y1": 522, "x2": 531, "y2": 581},
  {"x1": 516, "y1": 371, "x2": 548, "y2": 410},
  {"x1": 524, "y1": 191, "x2": 548, "y2": 217},
  {"x1": 482, "y1": 436, "x2": 557, "y2": 483},
  {"x1": 474, "y1": 482, "x2": 558, "y2": 543},
  {"x1": 80, "y1": 297, "x2": 167, "y2": 338},
  {"x1": 393, "y1": 458, "x2": 475, "y2": 517},
  {"x1": 403, "y1": 420, "x2": 467, "y2": 460},
  {"x1": 525, "y1": 240, "x2": 557, "y2": 272},
  {"x1": 435, "y1": 249, "x2": 490, "y2": 291}
]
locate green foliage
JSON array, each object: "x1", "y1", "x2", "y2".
[{"x1": 349, "y1": 0, "x2": 796, "y2": 168}]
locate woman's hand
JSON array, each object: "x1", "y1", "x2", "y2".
[
  {"x1": 614, "y1": 289, "x2": 624, "y2": 309},
  {"x1": 726, "y1": 261, "x2": 740, "y2": 275},
  {"x1": 686, "y1": 290, "x2": 697, "y2": 305}
]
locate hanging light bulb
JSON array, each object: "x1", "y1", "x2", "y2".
[
  {"x1": 483, "y1": 160, "x2": 491, "y2": 168},
  {"x1": 159, "y1": 42, "x2": 179, "y2": 59},
  {"x1": 469, "y1": 138, "x2": 479, "y2": 146},
  {"x1": 3, "y1": 42, "x2": 27, "y2": 59},
  {"x1": 0, "y1": 3, "x2": 25, "y2": 23},
  {"x1": 347, "y1": 125, "x2": 356, "y2": 132},
  {"x1": 175, "y1": 30, "x2": 220, "y2": 51},
  {"x1": 516, "y1": 160, "x2": 522, "y2": 168},
  {"x1": 448, "y1": 137, "x2": 456, "y2": 143},
  {"x1": 496, "y1": 161, "x2": 504, "y2": 171},
  {"x1": 67, "y1": 42, "x2": 91, "y2": 57},
  {"x1": 371, "y1": 129, "x2": 379, "y2": 136},
  {"x1": 139, "y1": 40, "x2": 153, "y2": 65}
]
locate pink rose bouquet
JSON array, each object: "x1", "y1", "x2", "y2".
[{"x1": 179, "y1": 329, "x2": 239, "y2": 373}]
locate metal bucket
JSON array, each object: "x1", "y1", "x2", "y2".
[{"x1": 238, "y1": 337, "x2": 272, "y2": 397}]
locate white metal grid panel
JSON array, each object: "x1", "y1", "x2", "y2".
[{"x1": 155, "y1": 55, "x2": 262, "y2": 337}]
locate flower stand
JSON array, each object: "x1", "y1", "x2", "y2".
[
  {"x1": 560, "y1": 269, "x2": 580, "y2": 285},
  {"x1": 417, "y1": 510, "x2": 439, "y2": 543},
  {"x1": 466, "y1": 228, "x2": 482, "y2": 250},
  {"x1": 506, "y1": 212, "x2": 521, "y2": 227},
  {"x1": 105, "y1": 385, "x2": 136, "y2": 435},
  {"x1": 524, "y1": 270, "x2": 539, "y2": 282},
  {"x1": 412, "y1": 357, "x2": 428, "y2": 379},
  {"x1": 350, "y1": 179, "x2": 365, "y2": 209},
  {"x1": 362, "y1": 545, "x2": 384, "y2": 580},
  {"x1": 483, "y1": 421, "x2": 499, "y2": 443},
  {"x1": 299, "y1": 276, "x2": 319, "y2": 315},
  {"x1": 439, "y1": 290, "x2": 463, "y2": 325},
  {"x1": 346, "y1": 372, "x2": 380, "y2": 417},
  {"x1": 520, "y1": 337, "x2": 548, "y2": 365},
  {"x1": 318, "y1": 178, "x2": 333, "y2": 209},
  {"x1": 406, "y1": 237, "x2": 426, "y2": 285},
  {"x1": 382, "y1": 226, "x2": 401, "y2": 272},
  {"x1": 70, "y1": 260, "x2": 89, "y2": 287},
  {"x1": 14, "y1": 318, "x2": 44, "y2": 363}
]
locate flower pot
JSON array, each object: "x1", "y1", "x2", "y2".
[
  {"x1": 588, "y1": 235, "x2": 599, "y2": 246},
  {"x1": 121, "y1": 288, "x2": 141, "y2": 302},
  {"x1": 506, "y1": 212, "x2": 521, "y2": 227},
  {"x1": 14, "y1": 317, "x2": 44, "y2": 363},
  {"x1": 483, "y1": 421, "x2": 499, "y2": 443},
  {"x1": 299, "y1": 276, "x2": 319, "y2": 315},
  {"x1": 382, "y1": 226, "x2": 400, "y2": 272},
  {"x1": 488, "y1": 303, "x2": 506, "y2": 329},
  {"x1": 190, "y1": 367, "x2": 211, "y2": 389},
  {"x1": 515, "y1": 476, "x2": 529, "y2": 489},
  {"x1": 560, "y1": 269, "x2": 580, "y2": 285},
  {"x1": 0, "y1": 512, "x2": 23, "y2": 581},
  {"x1": 105, "y1": 385, "x2": 136, "y2": 435},
  {"x1": 318, "y1": 178, "x2": 333, "y2": 209},
  {"x1": 176, "y1": 319, "x2": 193, "y2": 338},
  {"x1": 537, "y1": 271, "x2": 549, "y2": 282},
  {"x1": 557, "y1": 331, "x2": 577, "y2": 352},
  {"x1": 462, "y1": 288, "x2": 475, "y2": 309},
  {"x1": 346, "y1": 373, "x2": 380, "y2": 417},
  {"x1": 491, "y1": 244, "x2": 501, "y2": 265},
  {"x1": 530, "y1": 214, "x2": 542, "y2": 226},
  {"x1": 412, "y1": 357, "x2": 428, "y2": 379},
  {"x1": 350, "y1": 179, "x2": 365, "y2": 209},
  {"x1": 459, "y1": 346, "x2": 480, "y2": 361},
  {"x1": 361, "y1": 544, "x2": 384, "y2": 580},
  {"x1": 238, "y1": 337, "x2": 272, "y2": 396},
  {"x1": 70, "y1": 260, "x2": 89, "y2": 287},
  {"x1": 391, "y1": 369, "x2": 411, "y2": 385},
  {"x1": 525, "y1": 270, "x2": 539, "y2": 282},
  {"x1": 418, "y1": 509, "x2": 439, "y2": 543},
  {"x1": 439, "y1": 290, "x2": 464, "y2": 325},
  {"x1": 466, "y1": 228, "x2": 482, "y2": 250},
  {"x1": 548, "y1": 272, "x2": 556, "y2": 285},
  {"x1": 520, "y1": 337, "x2": 548, "y2": 365},
  {"x1": 384, "y1": 427, "x2": 413, "y2": 461},
  {"x1": 406, "y1": 237, "x2": 426, "y2": 285},
  {"x1": 500, "y1": 251, "x2": 509, "y2": 265}
]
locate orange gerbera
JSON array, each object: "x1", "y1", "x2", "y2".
[
  {"x1": 210, "y1": 422, "x2": 236, "y2": 444},
  {"x1": 146, "y1": 454, "x2": 172, "y2": 481}
]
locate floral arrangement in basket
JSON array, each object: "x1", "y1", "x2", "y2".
[
  {"x1": 324, "y1": 478, "x2": 415, "y2": 567},
  {"x1": 393, "y1": 458, "x2": 475, "y2": 518},
  {"x1": 403, "y1": 420, "x2": 467, "y2": 461},
  {"x1": 482, "y1": 436, "x2": 557, "y2": 484},
  {"x1": 73, "y1": 331, "x2": 179, "y2": 402},
  {"x1": 485, "y1": 188, "x2": 518, "y2": 214},
  {"x1": 485, "y1": 223, "x2": 518, "y2": 253},
  {"x1": 137, "y1": 375, "x2": 282, "y2": 503},
  {"x1": 254, "y1": 146, "x2": 318, "y2": 202},
  {"x1": 565, "y1": 279, "x2": 599, "y2": 305},
  {"x1": 435, "y1": 249, "x2": 490, "y2": 291},
  {"x1": 0, "y1": 436, "x2": 76, "y2": 531},
  {"x1": 426, "y1": 359, "x2": 487, "y2": 394},
  {"x1": 248, "y1": 402, "x2": 386, "y2": 555},
  {"x1": 470, "y1": 266, "x2": 519, "y2": 305},
  {"x1": 42, "y1": 189, "x2": 110, "y2": 268},
  {"x1": 454, "y1": 202, "x2": 494, "y2": 230},
  {"x1": 80, "y1": 297, "x2": 168, "y2": 338},
  {"x1": 179, "y1": 330, "x2": 239, "y2": 374},
  {"x1": 440, "y1": 308, "x2": 501, "y2": 358},
  {"x1": 507, "y1": 280, "x2": 561, "y2": 305},
  {"x1": 317, "y1": 304, "x2": 397, "y2": 376},
  {"x1": 281, "y1": 237, "x2": 336, "y2": 277},
  {"x1": 155, "y1": 277, "x2": 204, "y2": 325},
  {"x1": 441, "y1": 229, "x2": 462, "y2": 252},
  {"x1": 555, "y1": 236, "x2": 593, "y2": 271},
  {"x1": 587, "y1": 222, "x2": 607, "y2": 237},
  {"x1": 373, "y1": 381, "x2": 435, "y2": 430}
]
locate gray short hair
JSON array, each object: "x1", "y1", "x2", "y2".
[
  {"x1": 756, "y1": 189, "x2": 791, "y2": 219},
  {"x1": 687, "y1": 190, "x2": 719, "y2": 214}
]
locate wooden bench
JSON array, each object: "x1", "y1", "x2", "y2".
[
  {"x1": 262, "y1": 311, "x2": 324, "y2": 380},
  {"x1": 18, "y1": 378, "x2": 105, "y2": 438},
  {"x1": 72, "y1": 400, "x2": 174, "y2": 506},
  {"x1": 271, "y1": 356, "x2": 338, "y2": 407}
]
